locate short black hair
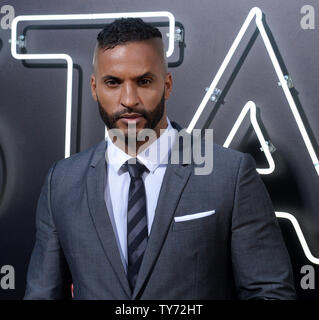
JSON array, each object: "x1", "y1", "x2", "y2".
[{"x1": 97, "y1": 18, "x2": 163, "y2": 50}]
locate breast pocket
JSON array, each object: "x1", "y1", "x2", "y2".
[{"x1": 173, "y1": 209, "x2": 216, "y2": 231}]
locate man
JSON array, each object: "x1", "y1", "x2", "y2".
[{"x1": 24, "y1": 18, "x2": 296, "y2": 300}]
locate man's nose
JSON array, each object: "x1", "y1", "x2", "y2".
[{"x1": 120, "y1": 82, "x2": 139, "y2": 108}]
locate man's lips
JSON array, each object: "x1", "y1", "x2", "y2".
[
  {"x1": 120, "y1": 113, "x2": 143, "y2": 119},
  {"x1": 119, "y1": 113, "x2": 144, "y2": 124}
]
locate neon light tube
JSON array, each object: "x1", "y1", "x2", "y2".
[
  {"x1": 276, "y1": 212, "x2": 319, "y2": 265},
  {"x1": 223, "y1": 101, "x2": 275, "y2": 174},
  {"x1": 11, "y1": 11, "x2": 175, "y2": 158},
  {"x1": 187, "y1": 7, "x2": 319, "y2": 176}
]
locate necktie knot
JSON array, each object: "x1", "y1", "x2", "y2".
[{"x1": 125, "y1": 160, "x2": 148, "y2": 180}]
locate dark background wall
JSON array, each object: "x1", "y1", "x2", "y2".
[{"x1": 0, "y1": 0, "x2": 318, "y2": 299}]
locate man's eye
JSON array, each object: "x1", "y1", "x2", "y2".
[
  {"x1": 105, "y1": 80, "x2": 119, "y2": 87},
  {"x1": 138, "y1": 78, "x2": 152, "y2": 86}
]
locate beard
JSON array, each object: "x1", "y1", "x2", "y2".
[{"x1": 97, "y1": 89, "x2": 166, "y2": 133}]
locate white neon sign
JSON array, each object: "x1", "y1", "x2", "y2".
[
  {"x1": 11, "y1": 11, "x2": 176, "y2": 158},
  {"x1": 186, "y1": 7, "x2": 319, "y2": 177},
  {"x1": 275, "y1": 212, "x2": 319, "y2": 265},
  {"x1": 223, "y1": 100, "x2": 275, "y2": 175}
]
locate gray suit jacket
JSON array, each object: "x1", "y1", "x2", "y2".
[{"x1": 24, "y1": 122, "x2": 296, "y2": 300}]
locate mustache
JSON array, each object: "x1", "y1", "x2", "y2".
[{"x1": 112, "y1": 108, "x2": 150, "y2": 122}]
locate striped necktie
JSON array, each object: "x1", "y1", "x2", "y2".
[{"x1": 125, "y1": 160, "x2": 149, "y2": 291}]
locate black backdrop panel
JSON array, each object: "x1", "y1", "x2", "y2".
[{"x1": 0, "y1": 0, "x2": 318, "y2": 299}]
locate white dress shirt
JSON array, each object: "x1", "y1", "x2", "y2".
[{"x1": 104, "y1": 118, "x2": 176, "y2": 273}]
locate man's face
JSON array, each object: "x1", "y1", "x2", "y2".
[{"x1": 90, "y1": 39, "x2": 172, "y2": 138}]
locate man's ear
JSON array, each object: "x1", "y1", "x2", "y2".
[
  {"x1": 164, "y1": 72, "x2": 173, "y2": 100},
  {"x1": 90, "y1": 74, "x2": 97, "y2": 101}
]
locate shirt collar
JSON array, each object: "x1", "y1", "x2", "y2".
[{"x1": 105, "y1": 117, "x2": 176, "y2": 174}]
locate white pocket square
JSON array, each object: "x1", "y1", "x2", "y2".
[{"x1": 174, "y1": 209, "x2": 216, "y2": 222}]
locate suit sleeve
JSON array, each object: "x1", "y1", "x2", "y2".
[
  {"x1": 231, "y1": 153, "x2": 296, "y2": 300},
  {"x1": 24, "y1": 163, "x2": 72, "y2": 300}
]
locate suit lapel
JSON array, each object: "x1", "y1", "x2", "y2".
[
  {"x1": 132, "y1": 126, "x2": 193, "y2": 299},
  {"x1": 86, "y1": 141, "x2": 132, "y2": 298}
]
